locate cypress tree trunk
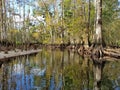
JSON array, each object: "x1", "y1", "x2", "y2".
[
  {"x1": 0, "y1": 0, "x2": 2, "y2": 42},
  {"x1": 92, "y1": 0, "x2": 103, "y2": 58},
  {"x1": 95, "y1": 0, "x2": 102, "y2": 45},
  {"x1": 92, "y1": 1, "x2": 103, "y2": 89},
  {"x1": 0, "y1": 0, "x2": 7, "y2": 44},
  {"x1": 87, "y1": 0, "x2": 91, "y2": 46}
]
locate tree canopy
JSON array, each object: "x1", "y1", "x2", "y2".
[{"x1": 0, "y1": 0, "x2": 120, "y2": 47}]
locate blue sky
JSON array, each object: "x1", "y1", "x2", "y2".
[
  {"x1": 10, "y1": 0, "x2": 120, "y2": 22},
  {"x1": 10, "y1": 0, "x2": 37, "y2": 17}
]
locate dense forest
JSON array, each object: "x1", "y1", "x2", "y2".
[
  {"x1": 0, "y1": 0, "x2": 120, "y2": 50},
  {"x1": 1, "y1": 1, "x2": 120, "y2": 90}
]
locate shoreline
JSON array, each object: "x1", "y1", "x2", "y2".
[{"x1": 0, "y1": 49, "x2": 42, "y2": 61}]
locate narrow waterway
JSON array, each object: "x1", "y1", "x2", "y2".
[{"x1": 0, "y1": 48, "x2": 120, "y2": 90}]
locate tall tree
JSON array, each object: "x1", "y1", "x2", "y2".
[
  {"x1": 94, "y1": 0, "x2": 102, "y2": 45},
  {"x1": 0, "y1": 0, "x2": 2, "y2": 42},
  {"x1": 0, "y1": 0, "x2": 7, "y2": 43},
  {"x1": 87, "y1": 0, "x2": 91, "y2": 46},
  {"x1": 102, "y1": 0, "x2": 120, "y2": 46}
]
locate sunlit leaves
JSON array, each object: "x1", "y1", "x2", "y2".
[
  {"x1": 102, "y1": 0, "x2": 120, "y2": 46},
  {"x1": 32, "y1": 32, "x2": 39, "y2": 39},
  {"x1": 6, "y1": 0, "x2": 120, "y2": 45}
]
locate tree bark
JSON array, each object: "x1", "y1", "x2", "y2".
[
  {"x1": 95, "y1": 0, "x2": 102, "y2": 45},
  {"x1": 87, "y1": 0, "x2": 91, "y2": 46},
  {"x1": 92, "y1": 0, "x2": 103, "y2": 58},
  {"x1": 0, "y1": 0, "x2": 2, "y2": 42}
]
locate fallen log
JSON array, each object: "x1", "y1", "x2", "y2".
[
  {"x1": 103, "y1": 49, "x2": 120, "y2": 58},
  {"x1": 104, "y1": 48, "x2": 120, "y2": 53},
  {"x1": 0, "y1": 49, "x2": 42, "y2": 61}
]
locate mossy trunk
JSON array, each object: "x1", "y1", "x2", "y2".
[{"x1": 92, "y1": 0, "x2": 103, "y2": 57}]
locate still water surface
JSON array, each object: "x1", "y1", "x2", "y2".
[{"x1": 0, "y1": 49, "x2": 120, "y2": 90}]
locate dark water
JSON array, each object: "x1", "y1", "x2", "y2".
[{"x1": 0, "y1": 49, "x2": 120, "y2": 90}]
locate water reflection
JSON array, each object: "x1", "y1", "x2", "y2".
[
  {"x1": 92, "y1": 57, "x2": 106, "y2": 90},
  {"x1": 0, "y1": 49, "x2": 120, "y2": 90}
]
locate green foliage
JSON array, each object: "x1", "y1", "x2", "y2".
[
  {"x1": 102, "y1": 0, "x2": 120, "y2": 46},
  {"x1": 1, "y1": 0, "x2": 120, "y2": 46}
]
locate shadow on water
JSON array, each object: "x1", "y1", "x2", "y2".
[{"x1": 0, "y1": 49, "x2": 120, "y2": 90}]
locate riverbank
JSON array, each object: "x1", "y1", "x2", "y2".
[
  {"x1": 0, "y1": 49, "x2": 41, "y2": 61},
  {"x1": 0, "y1": 43, "x2": 120, "y2": 61}
]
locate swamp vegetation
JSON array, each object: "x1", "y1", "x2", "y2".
[{"x1": 0, "y1": 0, "x2": 120, "y2": 90}]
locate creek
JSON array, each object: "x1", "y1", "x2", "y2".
[{"x1": 0, "y1": 48, "x2": 120, "y2": 90}]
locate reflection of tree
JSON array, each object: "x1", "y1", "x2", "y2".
[
  {"x1": 61, "y1": 50, "x2": 64, "y2": 90},
  {"x1": 101, "y1": 75, "x2": 113, "y2": 90},
  {"x1": 1, "y1": 50, "x2": 120, "y2": 90},
  {"x1": 0, "y1": 62, "x2": 2, "y2": 67},
  {"x1": 101, "y1": 61, "x2": 120, "y2": 90},
  {"x1": 63, "y1": 56, "x2": 93, "y2": 90},
  {"x1": 86, "y1": 57, "x2": 90, "y2": 90},
  {"x1": 103, "y1": 61, "x2": 120, "y2": 80},
  {"x1": 68, "y1": 50, "x2": 71, "y2": 65},
  {"x1": 92, "y1": 58, "x2": 106, "y2": 90},
  {"x1": 1, "y1": 63, "x2": 9, "y2": 90},
  {"x1": 61, "y1": 50, "x2": 64, "y2": 70}
]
